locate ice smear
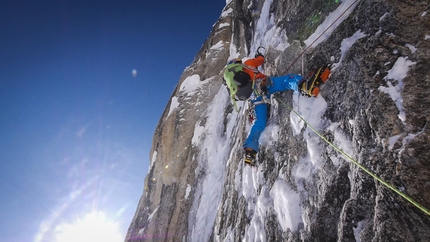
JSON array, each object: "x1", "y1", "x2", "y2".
[
  {"x1": 270, "y1": 179, "x2": 302, "y2": 232},
  {"x1": 327, "y1": 122, "x2": 354, "y2": 166},
  {"x1": 189, "y1": 86, "x2": 237, "y2": 241},
  {"x1": 150, "y1": 151, "x2": 158, "y2": 168},
  {"x1": 185, "y1": 184, "x2": 191, "y2": 200},
  {"x1": 291, "y1": 93, "x2": 328, "y2": 182},
  {"x1": 252, "y1": 0, "x2": 289, "y2": 52}
]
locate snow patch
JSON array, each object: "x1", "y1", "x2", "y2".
[
  {"x1": 332, "y1": 30, "x2": 366, "y2": 70},
  {"x1": 405, "y1": 43, "x2": 417, "y2": 53},
  {"x1": 168, "y1": 96, "x2": 179, "y2": 117},
  {"x1": 242, "y1": 166, "x2": 259, "y2": 201},
  {"x1": 379, "y1": 12, "x2": 389, "y2": 21},
  {"x1": 148, "y1": 206, "x2": 159, "y2": 222},
  {"x1": 179, "y1": 74, "x2": 202, "y2": 95},
  {"x1": 378, "y1": 57, "x2": 416, "y2": 123},
  {"x1": 189, "y1": 86, "x2": 234, "y2": 242},
  {"x1": 210, "y1": 40, "x2": 224, "y2": 50},
  {"x1": 292, "y1": 93, "x2": 328, "y2": 131},
  {"x1": 388, "y1": 134, "x2": 402, "y2": 150},
  {"x1": 259, "y1": 123, "x2": 280, "y2": 147},
  {"x1": 291, "y1": 93, "x2": 328, "y2": 183},
  {"x1": 252, "y1": 0, "x2": 289, "y2": 51},
  {"x1": 395, "y1": 129, "x2": 425, "y2": 156},
  {"x1": 245, "y1": 185, "x2": 270, "y2": 241},
  {"x1": 150, "y1": 151, "x2": 158, "y2": 167},
  {"x1": 185, "y1": 184, "x2": 191, "y2": 200},
  {"x1": 192, "y1": 121, "x2": 205, "y2": 146},
  {"x1": 221, "y1": 7, "x2": 233, "y2": 18},
  {"x1": 290, "y1": 111, "x2": 305, "y2": 136},
  {"x1": 218, "y1": 23, "x2": 230, "y2": 28},
  {"x1": 327, "y1": 122, "x2": 354, "y2": 166},
  {"x1": 169, "y1": 75, "x2": 211, "y2": 117},
  {"x1": 353, "y1": 220, "x2": 365, "y2": 242},
  {"x1": 270, "y1": 179, "x2": 302, "y2": 232}
]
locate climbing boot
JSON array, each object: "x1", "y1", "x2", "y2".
[
  {"x1": 299, "y1": 64, "x2": 331, "y2": 97},
  {"x1": 311, "y1": 86, "x2": 320, "y2": 97},
  {"x1": 320, "y1": 66, "x2": 331, "y2": 83},
  {"x1": 244, "y1": 148, "x2": 257, "y2": 166}
]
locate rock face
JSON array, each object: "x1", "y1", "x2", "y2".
[{"x1": 125, "y1": 0, "x2": 430, "y2": 241}]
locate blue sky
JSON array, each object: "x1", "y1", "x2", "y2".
[{"x1": 0, "y1": 0, "x2": 226, "y2": 241}]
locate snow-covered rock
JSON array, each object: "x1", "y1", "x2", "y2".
[{"x1": 126, "y1": 0, "x2": 430, "y2": 241}]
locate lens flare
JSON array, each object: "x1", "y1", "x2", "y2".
[{"x1": 55, "y1": 211, "x2": 123, "y2": 242}]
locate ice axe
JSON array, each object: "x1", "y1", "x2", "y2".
[{"x1": 256, "y1": 46, "x2": 265, "y2": 56}]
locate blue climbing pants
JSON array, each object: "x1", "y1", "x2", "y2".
[{"x1": 243, "y1": 74, "x2": 303, "y2": 152}]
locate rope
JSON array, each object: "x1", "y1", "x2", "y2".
[
  {"x1": 244, "y1": 0, "x2": 429, "y2": 216},
  {"x1": 274, "y1": 96, "x2": 430, "y2": 216}
]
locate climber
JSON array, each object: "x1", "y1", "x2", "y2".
[{"x1": 223, "y1": 48, "x2": 330, "y2": 166}]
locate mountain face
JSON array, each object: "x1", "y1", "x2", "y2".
[{"x1": 125, "y1": 0, "x2": 430, "y2": 241}]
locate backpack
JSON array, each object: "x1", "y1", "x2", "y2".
[{"x1": 223, "y1": 63, "x2": 253, "y2": 101}]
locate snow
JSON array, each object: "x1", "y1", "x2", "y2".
[
  {"x1": 388, "y1": 134, "x2": 402, "y2": 150},
  {"x1": 147, "y1": 206, "x2": 159, "y2": 222},
  {"x1": 168, "y1": 96, "x2": 179, "y2": 117},
  {"x1": 210, "y1": 40, "x2": 224, "y2": 50},
  {"x1": 189, "y1": 86, "x2": 234, "y2": 241},
  {"x1": 191, "y1": 121, "x2": 205, "y2": 146},
  {"x1": 327, "y1": 122, "x2": 354, "y2": 167},
  {"x1": 137, "y1": 206, "x2": 160, "y2": 235},
  {"x1": 219, "y1": 23, "x2": 230, "y2": 29},
  {"x1": 332, "y1": 30, "x2": 367, "y2": 70},
  {"x1": 245, "y1": 181, "x2": 269, "y2": 242},
  {"x1": 389, "y1": 127, "x2": 425, "y2": 155},
  {"x1": 185, "y1": 184, "x2": 191, "y2": 200},
  {"x1": 259, "y1": 123, "x2": 280, "y2": 146},
  {"x1": 378, "y1": 57, "x2": 416, "y2": 123},
  {"x1": 379, "y1": 12, "x2": 389, "y2": 22},
  {"x1": 185, "y1": 1, "x2": 368, "y2": 238},
  {"x1": 221, "y1": 7, "x2": 233, "y2": 18},
  {"x1": 179, "y1": 74, "x2": 203, "y2": 94},
  {"x1": 271, "y1": 179, "x2": 302, "y2": 232},
  {"x1": 150, "y1": 151, "x2": 158, "y2": 168},
  {"x1": 304, "y1": 0, "x2": 360, "y2": 47},
  {"x1": 405, "y1": 43, "x2": 417, "y2": 53},
  {"x1": 168, "y1": 75, "x2": 211, "y2": 117},
  {"x1": 252, "y1": 0, "x2": 289, "y2": 51},
  {"x1": 353, "y1": 220, "x2": 365, "y2": 242},
  {"x1": 289, "y1": 93, "x2": 330, "y2": 183},
  {"x1": 172, "y1": 0, "x2": 386, "y2": 239}
]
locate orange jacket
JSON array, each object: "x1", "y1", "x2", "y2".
[{"x1": 243, "y1": 55, "x2": 266, "y2": 81}]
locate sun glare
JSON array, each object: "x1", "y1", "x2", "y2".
[{"x1": 55, "y1": 211, "x2": 123, "y2": 242}]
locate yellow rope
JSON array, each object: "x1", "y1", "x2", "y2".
[{"x1": 274, "y1": 96, "x2": 430, "y2": 216}]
